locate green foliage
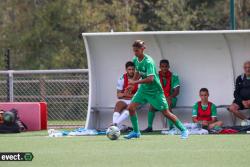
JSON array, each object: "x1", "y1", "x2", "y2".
[
  {"x1": 0, "y1": 0, "x2": 88, "y2": 70},
  {"x1": 0, "y1": 0, "x2": 249, "y2": 70}
]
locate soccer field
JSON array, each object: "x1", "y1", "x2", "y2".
[{"x1": 0, "y1": 131, "x2": 249, "y2": 167}]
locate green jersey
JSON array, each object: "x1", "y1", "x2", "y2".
[
  {"x1": 192, "y1": 102, "x2": 217, "y2": 118},
  {"x1": 133, "y1": 54, "x2": 163, "y2": 95}
]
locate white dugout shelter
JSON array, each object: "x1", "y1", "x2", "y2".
[{"x1": 82, "y1": 30, "x2": 250, "y2": 130}]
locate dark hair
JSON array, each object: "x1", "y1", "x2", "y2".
[
  {"x1": 132, "y1": 40, "x2": 145, "y2": 48},
  {"x1": 125, "y1": 61, "x2": 135, "y2": 69},
  {"x1": 199, "y1": 88, "x2": 209, "y2": 93},
  {"x1": 160, "y1": 59, "x2": 169, "y2": 66}
]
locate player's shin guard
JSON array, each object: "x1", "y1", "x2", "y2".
[
  {"x1": 147, "y1": 111, "x2": 155, "y2": 128},
  {"x1": 174, "y1": 119, "x2": 186, "y2": 132},
  {"x1": 167, "y1": 119, "x2": 174, "y2": 129},
  {"x1": 130, "y1": 114, "x2": 139, "y2": 133}
]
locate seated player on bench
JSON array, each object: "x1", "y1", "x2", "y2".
[
  {"x1": 192, "y1": 88, "x2": 223, "y2": 130},
  {"x1": 112, "y1": 61, "x2": 138, "y2": 131}
]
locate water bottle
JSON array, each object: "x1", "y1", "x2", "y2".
[
  {"x1": 48, "y1": 129, "x2": 63, "y2": 137},
  {"x1": 197, "y1": 122, "x2": 202, "y2": 130},
  {"x1": 53, "y1": 132, "x2": 63, "y2": 137}
]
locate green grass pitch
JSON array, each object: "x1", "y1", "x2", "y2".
[{"x1": 0, "y1": 131, "x2": 250, "y2": 167}]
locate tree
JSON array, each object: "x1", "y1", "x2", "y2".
[
  {"x1": 0, "y1": 0, "x2": 249, "y2": 70},
  {"x1": 132, "y1": 0, "x2": 230, "y2": 31},
  {"x1": 0, "y1": 0, "x2": 141, "y2": 70}
]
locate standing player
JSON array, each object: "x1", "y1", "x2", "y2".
[
  {"x1": 124, "y1": 40, "x2": 188, "y2": 139},
  {"x1": 143, "y1": 59, "x2": 180, "y2": 132},
  {"x1": 112, "y1": 61, "x2": 138, "y2": 131}
]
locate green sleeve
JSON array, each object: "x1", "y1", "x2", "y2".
[
  {"x1": 171, "y1": 74, "x2": 180, "y2": 89},
  {"x1": 211, "y1": 104, "x2": 217, "y2": 117},
  {"x1": 192, "y1": 102, "x2": 198, "y2": 117},
  {"x1": 146, "y1": 61, "x2": 155, "y2": 77}
]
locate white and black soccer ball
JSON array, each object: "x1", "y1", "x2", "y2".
[{"x1": 106, "y1": 126, "x2": 120, "y2": 140}]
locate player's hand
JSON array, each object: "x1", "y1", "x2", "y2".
[
  {"x1": 201, "y1": 121, "x2": 209, "y2": 126},
  {"x1": 123, "y1": 90, "x2": 129, "y2": 96},
  {"x1": 128, "y1": 80, "x2": 136, "y2": 85},
  {"x1": 124, "y1": 85, "x2": 133, "y2": 95},
  {"x1": 166, "y1": 97, "x2": 172, "y2": 107},
  {"x1": 242, "y1": 100, "x2": 250, "y2": 108}
]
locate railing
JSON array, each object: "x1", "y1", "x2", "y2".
[{"x1": 0, "y1": 69, "x2": 89, "y2": 128}]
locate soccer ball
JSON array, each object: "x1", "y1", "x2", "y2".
[{"x1": 106, "y1": 126, "x2": 120, "y2": 140}]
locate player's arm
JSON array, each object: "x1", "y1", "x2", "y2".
[
  {"x1": 208, "y1": 117, "x2": 217, "y2": 124},
  {"x1": 130, "y1": 62, "x2": 154, "y2": 85},
  {"x1": 192, "y1": 103, "x2": 199, "y2": 123},
  {"x1": 118, "y1": 88, "x2": 135, "y2": 100},
  {"x1": 123, "y1": 93, "x2": 135, "y2": 99},
  {"x1": 169, "y1": 86, "x2": 180, "y2": 98},
  {"x1": 116, "y1": 76, "x2": 126, "y2": 99},
  {"x1": 124, "y1": 71, "x2": 140, "y2": 93},
  {"x1": 170, "y1": 75, "x2": 180, "y2": 98},
  {"x1": 192, "y1": 116, "x2": 199, "y2": 123},
  {"x1": 117, "y1": 90, "x2": 125, "y2": 99},
  {"x1": 233, "y1": 76, "x2": 243, "y2": 102},
  {"x1": 172, "y1": 87, "x2": 180, "y2": 97},
  {"x1": 167, "y1": 86, "x2": 179, "y2": 106},
  {"x1": 207, "y1": 104, "x2": 217, "y2": 124},
  {"x1": 193, "y1": 118, "x2": 209, "y2": 127},
  {"x1": 130, "y1": 75, "x2": 154, "y2": 85},
  {"x1": 132, "y1": 71, "x2": 141, "y2": 81}
]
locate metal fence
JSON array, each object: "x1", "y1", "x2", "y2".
[{"x1": 0, "y1": 69, "x2": 89, "y2": 128}]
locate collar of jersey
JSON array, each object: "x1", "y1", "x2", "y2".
[{"x1": 137, "y1": 54, "x2": 146, "y2": 63}]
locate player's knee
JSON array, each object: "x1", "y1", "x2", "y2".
[
  {"x1": 162, "y1": 110, "x2": 171, "y2": 117},
  {"x1": 208, "y1": 124, "x2": 214, "y2": 130},
  {"x1": 115, "y1": 101, "x2": 125, "y2": 107},
  {"x1": 217, "y1": 121, "x2": 223, "y2": 127},
  {"x1": 114, "y1": 101, "x2": 126, "y2": 112},
  {"x1": 127, "y1": 105, "x2": 136, "y2": 115}
]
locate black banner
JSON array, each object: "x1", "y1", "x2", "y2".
[{"x1": 0, "y1": 152, "x2": 34, "y2": 161}]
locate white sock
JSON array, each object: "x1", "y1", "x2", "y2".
[
  {"x1": 116, "y1": 109, "x2": 129, "y2": 125},
  {"x1": 113, "y1": 112, "x2": 120, "y2": 124}
]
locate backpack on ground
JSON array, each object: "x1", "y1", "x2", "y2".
[{"x1": 0, "y1": 108, "x2": 27, "y2": 133}]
